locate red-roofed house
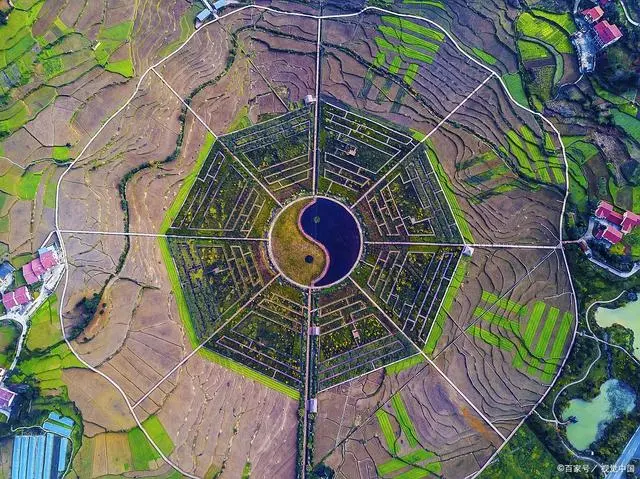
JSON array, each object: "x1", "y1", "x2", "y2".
[
  {"x1": 621, "y1": 211, "x2": 640, "y2": 234},
  {"x1": 595, "y1": 225, "x2": 624, "y2": 244},
  {"x1": 595, "y1": 200, "x2": 624, "y2": 225},
  {"x1": 30, "y1": 258, "x2": 45, "y2": 277},
  {"x1": 39, "y1": 251, "x2": 58, "y2": 270},
  {"x1": 13, "y1": 286, "x2": 30, "y2": 305},
  {"x1": 2, "y1": 294, "x2": 17, "y2": 310},
  {"x1": 594, "y1": 20, "x2": 623, "y2": 49},
  {"x1": 0, "y1": 387, "x2": 16, "y2": 410},
  {"x1": 22, "y1": 262, "x2": 38, "y2": 285},
  {"x1": 582, "y1": 6, "x2": 604, "y2": 23}
]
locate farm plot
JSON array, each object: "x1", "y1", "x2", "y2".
[
  {"x1": 219, "y1": 107, "x2": 313, "y2": 200},
  {"x1": 166, "y1": 142, "x2": 277, "y2": 238},
  {"x1": 206, "y1": 279, "x2": 307, "y2": 390},
  {"x1": 314, "y1": 361, "x2": 501, "y2": 479},
  {"x1": 354, "y1": 145, "x2": 462, "y2": 243},
  {"x1": 318, "y1": 101, "x2": 420, "y2": 202},
  {"x1": 429, "y1": 247, "x2": 575, "y2": 428},
  {"x1": 314, "y1": 282, "x2": 414, "y2": 391},
  {"x1": 352, "y1": 243, "x2": 462, "y2": 347},
  {"x1": 425, "y1": 78, "x2": 565, "y2": 245},
  {"x1": 320, "y1": 11, "x2": 491, "y2": 138}
]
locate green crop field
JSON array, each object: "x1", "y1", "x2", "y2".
[
  {"x1": 381, "y1": 16, "x2": 445, "y2": 42},
  {"x1": 516, "y1": 12, "x2": 574, "y2": 54},
  {"x1": 376, "y1": 409, "x2": 398, "y2": 454},
  {"x1": 26, "y1": 294, "x2": 61, "y2": 351},
  {"x1": 531, "y1": 9, "x2": 577, "y2": 34},
  {"x1": 469, "y1": 325, "x2": 514, "y2": 351},
  {"x1": 141, "y1": 415, "x2": 174, "y2": 456},
  {"x1": 403, "y1": 63, "x2": 420, "y2": 85},
  {"x1": 518, "y1": 40, "x2": 551, "y2": 62},
  {"x1": 425, "y1": 141, "x2": 474, "y2": 242},
  {"x1": 391, "y1": 393, "x2": 420, "y2": 448},
  {"x1": 527, "y1": 307, "x2": 559, "y2": 374},
  {"x1": 128, "y1": 426, "x2": 161, "y2": 471},
  {"x1": 481, "y1": 291, "x2": 527, "y2": 316}
]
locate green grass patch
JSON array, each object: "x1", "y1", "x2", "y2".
[
  {"x1": 390, "y1": 393, "x2": 420, "y2": 448},
  {"x1": 481, "y1": 290, "x2": 527, "y2": 316},
  {"x1": 0, "y1": 168, "x2": 42, "y2": 200},
  {"x1": 105, "y1": 58, "x2": 134, "y2": 78},
  {"x1": 531, "y1": 9, "x2": 577, "y2": 34},
  {"x1": 381, "y1": 16, "x2": 445, "y2": 42},
  {"x1": 541, "y1": 312, "x2": 573, "y2": 382},
  {"x1": 385, "y1": 353, "x2": 424, "y2": 375},
  {"x1": 612, "y1": 109, "x2": 640, "y2": 142},
  {"x1": 98, "y1": 21, "x2": 133, "y2": 42},
  {"x1": 403, "y1": 63, "x2": 419, "y2": 85},
  {"x1": 502, "y1": 72, "x2": 529, "y2": 106},
  {"x1": 472, "y1": 47, "x2": 497, "y2": 65}
]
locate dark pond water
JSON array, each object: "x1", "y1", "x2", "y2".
[{"x1": 300, "y1": 198, "x2": 361, "y2": 286}]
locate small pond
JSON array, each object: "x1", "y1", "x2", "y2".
[
  {"x1": 300, "y1": 197, "x2": 362, "y2": 287},
  {"x1": 562, "y1": 379, "x2": 636, "y2": 451},
  {"x1": 595, "y1": 300, "x2": 640, "y2": 359}
]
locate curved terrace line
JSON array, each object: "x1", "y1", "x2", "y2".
[{"x1": 50, "y1": 4, "x2": 579, "y2": 478}]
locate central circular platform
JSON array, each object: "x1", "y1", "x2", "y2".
[{"x1": 268, "y1": 196, "x2": 363, "y2": 289}]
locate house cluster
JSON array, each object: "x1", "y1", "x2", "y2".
[
  {"x1": 0, "y1": 377, "x2": 17, "y2": 418},
  {"x1": 594, "y1": 200, "x2": 640, "y2": 244},
  {"x1": 572, "y1": 1, "x2": 624, "y2": 73},
  {"x1": 0, "y1": 245, "x2": 60, "y2": 312}
]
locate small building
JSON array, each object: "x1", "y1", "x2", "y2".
[
  {"x1": 0, "y1": 386, "x2": 16, "y2": 410},
  {"x1": 582, "y1": 6, "x2": 604, "y2": 23},
  {"x1": 621, "y1": 211, "x2": 640, "y2": 234},
  {"x1": 595, "y1": 225, "x2": 623, "y2": 244},
  {"x1": 307, "y1": 398, "x2": 317, "y2": 414},
  {"x1": 304, "y1": 94, "x2": 315, "y2": 105},
  {"x1": 345, "y1": 145, "x2": 358, "y2": 157},
  {"x1": 196, "y1": 8, "x2": 211, "y2": 22},
  {"x1": 0, "y1": 261, "x2": 14, "y2": 293},
  {"x1": 578, "y1": 239, "x2": 592, "y2": 258},
  {"x1": 308, "y1": 326, "x2": 320, "y2": 336},
  {"x1": 352, "y1": 329, "x2": 360, "y2": 341},
  {"x1": 462, "y1": 245, "x2": 475, "y2": 257},
  {"x1": 593, "y1": 20, "x2": 623, "y2": 49}
]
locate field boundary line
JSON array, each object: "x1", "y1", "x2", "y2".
[
  {"x1": 350, "y1": 73, "x2": 494, "y2": 210},
  {"x1": 59, "y1": 229, "x2": 268, "y2": 241},
  {"x1": 348, "y1": 277, "x2": 507, "y2": 442},
  {"x1": 365, "y1": 241, "x2": 560, "y2": 249},
  {"x1": 132, "y1": 273, "x2": 281, "y2": 409}
]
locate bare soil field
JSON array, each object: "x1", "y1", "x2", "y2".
[
  {"x1": 429, "y1": 76, "x2": 566, "y2": 245},
  {"x1": 320, "y1": 12, "x2": 490, "y2": 133},
  {"x1": 314, "y1": 364, "x2": 501, "y2": 479}
]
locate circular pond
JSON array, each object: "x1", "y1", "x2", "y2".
[{"x1": 268, "y1": 196, "x2": 362, "y2": 288}]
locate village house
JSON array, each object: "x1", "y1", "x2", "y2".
[
  {"x1": 593, "y1": 200, "x2": 640, "y2": 245},
  {"x1": 572, "y1": 4, "x2": 624, "y2": 73},
  {"x1": 22, "y1": 245, "x2": 59, "y2": 286},
  {"x1": 0, "y1": 385, "x2": 16, "y2": 412},
  {"x1": 2, "y1": 286, "x2": 32, "y2": 311}
]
